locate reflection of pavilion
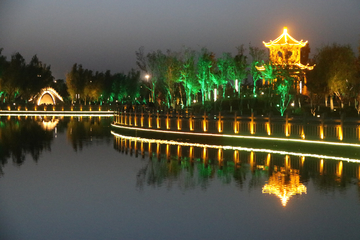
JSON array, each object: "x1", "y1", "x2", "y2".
[{"x1": 262, "y1": 167, "x2": 307, "y2": 207}]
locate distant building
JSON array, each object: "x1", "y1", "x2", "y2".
[{"x1": 257, "y1": 27, "x2": 314, "y2": 94}]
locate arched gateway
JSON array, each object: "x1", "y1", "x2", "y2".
[{"x1": 30, "y1": 87, "x2": 64, "y2": 105}]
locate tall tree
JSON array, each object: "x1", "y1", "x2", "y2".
[
  {"x1": 0, "y1": 53, "x2": 26, "y2": 102},
  {"x1": 24, "y1": 55, "x2": 53, "y2": 101},
  {"x1": 228, "y1": 45, "x2": 248, "y2": 98},
  {"x1": 249, "y1": 44, "x2": 266, "y2": 95},
  {"x1": 307, "y1": 43, "x2": 357, "y2": 107},
  {"x1": 197, "y1": 47, "x2": 215, "y2": 104},
  {"x1": 178, "y1": 47, "x2": 197, "y2": 107},
  {"x1": 275, "y1": 67, "x2": 295, "y2": 116}
]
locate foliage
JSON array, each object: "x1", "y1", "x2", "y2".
[
  {"x1": 307, "y1": 43, "x2": 357, "y2": 104},
  {"x1": 0, "y1": 51, "x2": 53, "y2": 103},
  {"x1": 249, "y1": 44, "x2": 266, "y2": 95},
  {"x1": 66, "y1": 63, "x2": 140, "y2": 104},
  {"x1": 275, "y1": 67, "x2": 295, "y2": 116}
]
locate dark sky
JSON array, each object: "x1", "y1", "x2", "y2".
[{"x1": 1, "y1": 0, "x2": 359, "y2": 79}]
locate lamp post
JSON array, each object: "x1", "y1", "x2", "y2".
[{"x1": 145, "y1": 74, "x2": 152, "y2": 102}]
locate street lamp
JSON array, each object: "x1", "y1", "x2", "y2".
[{"x1": 145, "y1": 74, "x2": 152, "y2": 102}]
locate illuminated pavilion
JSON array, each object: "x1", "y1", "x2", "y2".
[{"x1": 257, "y1": 27, "x2": 314, "y2": 94}]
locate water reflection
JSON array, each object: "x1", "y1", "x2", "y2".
[
  {"x1": 113, "y1": 133, "x2": 360, "y2": 206},
  {"x1": 66, "y1": 116, "x2": 112, "y2": 151},
  {"x1": 262, "y1": 165, "x2": 307, "y2": 206},
  {"x1": 0, "y1": 117, "x2": 112, "y2": 173},
  {"x1": 0, "y1": 117, "x2": 54, "y2": 169}
]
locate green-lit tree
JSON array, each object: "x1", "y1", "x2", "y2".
[
  {"x1": 197, "y1": 47, "x2": 215, "y2": 104},
  {"x1": 249, "y1": 45, "x2": 266, "y2": 95},
  {"x1": 214, "y1": 52, "x2": 232, "y2": 99},
  {"x1": 178, "y1": 47, "x2": 197, "y2": 107},
  {"x1": 275, "y1": 67, "x2": 295, "y2": 116}
]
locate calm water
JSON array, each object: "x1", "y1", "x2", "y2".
[{"x1": 1, "y1": 116, "x2": 360, "y2": 240}]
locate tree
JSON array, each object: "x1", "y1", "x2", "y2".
[
  {"x1": 24, "y1": 55, "x2": 53, "y2": 101},
  {"x1": 0, "y1": 53, "x2": 26, "y2": 102},
  {"x1": 177, "y1": 47, "x2": 198, "y2": 107},
  {"x1": 163, "y1": 50, "x2": 181, "y2": 108},
  {"x1": 214, "y1": 52, "x2": 232, "y2": 99},
  {"x1": 249, "y1": 44, "x2": 266, "y2": 95},
  {"x1": 275, "y1": 67, "x2": 295, "y2": 116},
  {"x1": 228, "y1": 45, "x2": 248, "y2": 98},
  {"x1": 197, "y1": 47, "x2": 215, "y2": 104},
  {"x1": 66, "y1": 64, "x2": 85, "y2": 103},
  {"x1": 307, "y1": 43, "x2": 357, "y2": 108}
]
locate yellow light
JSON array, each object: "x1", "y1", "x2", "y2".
[
  {"x1": 250, "y1": 151, "x2": 255, "y2": 171},
  {"x1": 320, "y1": 159, "x2": 324, "y2": 175},
  {"x1": 189, "y1": 146, "x2": 194, "y2": 160},
  {"x1": 202, "y1": 147, "x2": 208, "y2": 161},
  {"x1": 189, "y1": 114, "x2": 194, "y2": 131},
  {"x1": 250, "y1": 113, "x2": 255, "y2": 135},
  {"x1": 337, "y1": 125, "x2": 343, "y2": 141},
  {"x1": 166, "y1": 144, "x2": 170, "y2": 160},
  {"x1": 148, "y1": 114, "x2": 152, "y2": 128},
  {"x1": 202, "y1": 113, "x2": 208, "y2": 132},
  {"x1": 301, "y1": 127, "x2": 305, "y2": 139},
  {"x1": 156, "y1": 113, "x2": 160, "y2": 129},
  {"x1": 266, "y1": 122, "x2": 271, "y2": 136},
  {"x1": 217, "y1": 113, "x2": 223, "y2": 133},
  {"x1": 177, "y1": 145, "x2": 182, "y2": 159},
  {"x1": 320, "y1": 125, "x2": 324, "y2": 140},
  {"x1": 301, "y1": 156, "x2": 305, "y2": 167},
  {"x1": 218, "y1": 149, "x2": 223, "y2": 162},
  {"x1": 166, "y1": 113, "x2": 170, "y2": 130},
  {"x1": 266, "y1": 153, "x2": 271, "y2": 167},
  {"x1": 336, "y1": 161, "x2": 343, "y2": 177},
  {"x1": 234, "y1": 121, "x2": 239, "y2": 134},
  {"x1": 234, "y1": 150, "x2": 239, "y2": 165},
  {"x1": 177, "y1": 118, "x2": 182, "y2": 130}
]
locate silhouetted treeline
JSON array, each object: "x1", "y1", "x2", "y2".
[
  {"x1": 0, "y1": 49, "x2": 54, "y2": 103},
  {"x1": 65, "y1": 64, "x2": 141, "y2": 105}
]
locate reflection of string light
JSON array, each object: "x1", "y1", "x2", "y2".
[
  {"x1": 111, "y1": 131, "x2": 360, "y2": 163},
  {"x1": 111, "y1": 124, "x2": 360, "y2": 148}
]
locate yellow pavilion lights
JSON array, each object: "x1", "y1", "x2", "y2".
[
  {"x1": 258, "y1": 27, "x2": 314, "y2": 71},
  {"x1": 263, "y1": 27, "x2": 307, "y2": 47}
]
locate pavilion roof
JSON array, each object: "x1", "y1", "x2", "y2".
[{"x1": 264, "y1": 27, "x2": 308, "y2": 47}]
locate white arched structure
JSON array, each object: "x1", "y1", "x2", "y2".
[{"x1": 33, "y1": 88, "x2": 64, "y2": 105}]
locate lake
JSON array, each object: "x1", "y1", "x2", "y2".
[{"x1": 1, "y1": 116, "x2": 360, "y2": 240}]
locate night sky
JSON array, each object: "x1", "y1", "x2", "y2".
[{"x1": 1, "y1": 0, "x2": 359, "y2": 79}]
